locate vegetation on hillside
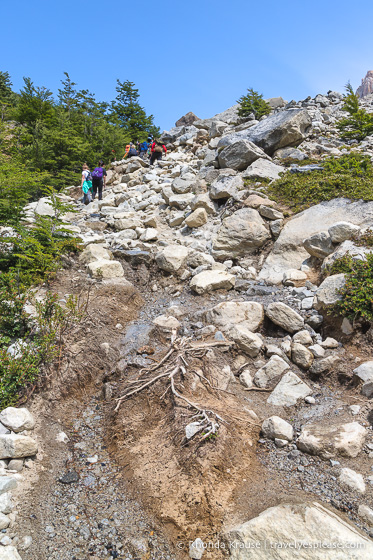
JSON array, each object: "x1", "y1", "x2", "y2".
[
  {"x1": 0, "y1": 71, "x2": 160, "y2": 190},
  {"x1": 237, "y1": 87, "x2": 271, "y2": 120},
  {"x1": 337, "y1": 82, "x2": 373, "y2": 141},
  {"x1": 267, "y1": 152, "x2": 373, "y2": 212}
]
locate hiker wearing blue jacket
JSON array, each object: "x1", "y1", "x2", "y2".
[
  {"x1": 91, "y1": 160, "x2": 107, "y2": 201},
  {"x1": 138, "y1": 140, "x2": 148, "y2": 160}
]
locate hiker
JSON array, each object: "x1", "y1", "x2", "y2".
[
  {"x1": 138, "y1": 139, "x2": 149, "y2": 160},
  {"x1": 81, "y1": 163, "x2": 93, "y2": 205},
  {"x1": 127, "y1": 142, "x2": 138, "y2": 158},
  {"x1": 150, "y1": 139, "x2": 167, "y2": 165},
  {"x1": 123, "y1": 143, "x2": 131, "y2": 158},
  {"x1": 91, "y1": 160, "x2": 107, "y2": 201}
]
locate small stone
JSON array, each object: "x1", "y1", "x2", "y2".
[
  {"x1": 58, "y1": 471, "x2": 80, "y2": 484},
  {"x1": 0, "y1": 513, "x2": 10, "y2": 530},
  {"x1": 358, "y1": 504, "x2": 373, "y2": 525},
  {"x1": 189, "y1": 537, "x2": 204, "y2": 559},
  {"x1": 339, "y1": 467, "x2": 366, "y2": 494},
  {"x1": 7, "y1": 459, "x2": 23, "y2": 472},
  {"x1": 305, "y1": 396, "x2": 315, "y2": 404},
  {"x1": 321, "y1": 337, "x2": 339, "y2": 349},
  {"x1": 275, "y1": 438, "x2": 289, "y2": 448},
  {"x1": 349, "y1": 405, "x2": 360, "y2": 416}
]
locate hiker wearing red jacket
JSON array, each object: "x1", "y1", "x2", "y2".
[{"x1": 150, "y1": 139, "x2": 167, "y2": 165}]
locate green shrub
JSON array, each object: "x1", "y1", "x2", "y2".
[
  {"x1": 337, "y1": 82, "x2": 373, "y2": 141},
  {"x1": 352, "y1": 227, "x2": 373, "y2": 247},
  {"x1": 267, "y1": 152, "x2": 373, "y2": 212},
  {"x1": 237, "y1": 88, "x2": 271, "y2": 120},
  {"x1": 329, "y1": 254, "x2": 373, "y2": 322}
]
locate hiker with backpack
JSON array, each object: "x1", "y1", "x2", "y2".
[
  {"x1": 150, "y1": 139, "x2": 167, "y2": 165},
  {"x1": 91, "y1": 160, "x2": 107, "y2": 201},
  {"x1": 81, "y1": 163, "x2": 93, "y2": 205},
  {"x1": 138, "y1": 140, "x2": 148, "y2": 160}
]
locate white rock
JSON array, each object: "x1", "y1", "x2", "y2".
[
  {"x1": 314, "y1": 274, "x2": 345, "y2": 309},
  {"x1": 226, "y1": 501, "x2": 373, "y2": 560},
  {"x1": 353, "y1": 361, "x2": 373, "y2": 384},
  {"x1": 140, "y1": 228, "x2": 158, "y2": 242},
  {"x1": 321, "y1": 337, "x2": 339, "y2": 348},
  {"x1": 292, "y1": 330, "x2": 313, "y2": 345},
  {"x1": 79, "y1": 244, "x2": 112, "y2": 264},
  {"x1": 265, "y1": 302, "x2": 304, "y2": 333},
  {"x1": 0, "y1": 435, "x2": 38, "y2": 460},
  {"x1": 189, "y1": 538, "x2": 204, "y2": 559},
  {"x1": 283, "y1": 269, "x2": 307, "y2": 285},
  {"x1": 0, "y1": 513, "x2": 10, "y2": 530},
  {"x1": 205, "y1": 301, "x2": 264, "y2": 332},
  {"x1": 87, "y1": 260, "x2": 124, "y2": 278},
  {"x1": 328, "y1": 222, "x2": 360, "y2": 243},
  {"x1": 155, "y1": 245, "x2": 189, "y2": 272},
  {"x1": 0, "y1": 408, "x2": 35, "y2": 433},
  {"x1": 185, "y1": 422, "x2": 203, "y2": 440},
  {"x1": 297, "y1": 422, "x2": 367, "y2": 458},
  {"x1": 308, "y1": 344, "x2": 325, "y2": 358},
  {"x1": 339, "y1": 468, "x2": 366, "y2": 494},
  {"x1": 190, "y1": 270, "x2": 235, "y2": 295},
  {"x1": 254, "y1": 356, "x2": 289, "y2": 388},
  {"x1": 358, "y1": 504, "x2": 373, "y2": 524},
  {"x1": 0, "y1": 546, "x2": 23, "y2": 560},
  {"x1": 153, "y1": 315, "x2": 181, "y2": 332},
  {"x1": 185, "y1": 208, "x2": 208, "y2": 228},
  {"x1": 262, "y1": 416, "x2": 293, "y2": 441},
  {"x1": 291, "y1": 342, "x2": 314, "y2": 369},
  {"x1": 0, "y1": 493, "x2": 13, "y2": 514},
  {"x1": 229, "y1": 326, "x2": 263, "y2": 357},
  {"x1": 239, "y1": 370, "x2": 253, "y2": 388},
  {"x1": 267, "y1": 371, "x2": 312, "y2": 407}
]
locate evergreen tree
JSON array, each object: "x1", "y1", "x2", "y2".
[
  {"x1": 111, "y1": 79, "x2": 159, "y2": 140},
  {"x1": 0, "y1": 71, "x2": 16, "y2": 121},
  {"x1": 58, "y1": 72, "x2": 78, "y2": 117},
  {"x1": 237, "y1": 87, "x2": 271, "y2": 119},
  {"x1": 337, "y1": 82, "x2": 373, "y2": 141}
]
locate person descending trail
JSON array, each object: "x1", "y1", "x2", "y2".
[
  {"x1": 91, "y1": 160, "x2": 107, "y2": 201},
  {"x1": 81, "y1": 163, "x2": 92, "y2": 205},
  {"x1": 150, "y1": 139, "x2": 167, "y2": 165}
]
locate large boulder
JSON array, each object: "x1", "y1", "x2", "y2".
[
  {"x1": 190, "y1": 270, "x2": 235, "y2": 295},
  {"x1": 297, "y1": 422, "x2": 367, "y2": 458},
  {"x1": 218, "y1": 139, "x2": 268, "y2": 171},
  {"x1": 267, "y1": 371, "x2": 312, "y2": 406},
  {"x1": 328, "y1": 221, "x2": 360, "y2": 243},
  {"x1": 0, "y1": 434, "x2": 38, "y2": 459},
  {"x1": 156, "y1": 245, "x2": 189, "y2": 272},
  {"x1": 175, "y1": 112, "x2": 199, "y2": 127},
  {"x1": 226, "y1": 501, "x2": 373, "y2": 559},
  {"x1": 0, "y1": 408, "x2": 35, "y2": 433},
  {"x1": 205, "y1": 301, "x2": 264, "y2": 332},
  {"x1": 265, "y1": 302, "x2": 304, "y2": 333},
  {"x1": 259, "y1": 199, "x2": 373, "y2": 284},
  {"x1": 218, "y1": 109, "x2": 311, "y2": 156},
  {"x1": 212, "y1": 208, "x2": 271, "y2": 260}
]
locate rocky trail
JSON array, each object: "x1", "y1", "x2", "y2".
[{"x1": 2, "y1": 91, "x2": 373, "y2": 559}]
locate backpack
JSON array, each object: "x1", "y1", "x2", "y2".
[
  {"x1": 92, "y1": 167, "x2": 104, "y2": 179},
  {"x1": 141, "y1": 141, "x2": 148, "y2": 152},
  {"x1": 154, "y1": 143, "x2": 163, "y2": 153},
  {"x1": 86, "y1": 171, "x2": 92, "y2": 182}
]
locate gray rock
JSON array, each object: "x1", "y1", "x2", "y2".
[
  {"x1": 242, "y1": 158, "x2": 285, "y2": 181},
  {"x1": 0, "y1": 513, "x2": 10, "y2": 530},
  {"x1": 262, "y1": 416, "x2": 293, "y2": 441},
  {"x1": 219, "y1": 109, "x2": 311, "y2": 156},
  {"x1": 87, "y1": 260, "x2": 124, "y2": 279},
  {"x1": 254, "y1": 356, "x2": 289, "y2": 388},
  {"x1": 353, "y1": 361, "x2": 373, "y2": 384},
  {"x1": 274, "y1": 147, "x2": 308, "y2": 161},
  {"x1": 303, "y1": 231, "x2": 334, "y2": 259},
  {"x1": 189, "y1": 538, "x2": 204, "y2": 559},
  {"x1": 314, "y1": 274, "x2": 345, "y2": 309},
  {"x1": 259, "y1": 198, "x2": 373, "y2": 284},
  {"x1": 258, "y1": 205, "x2": 283, "y2": 220},
  {"x1": 267, "y1": 371, "x2": 312, "y2": 406},
  {"x1": 309, "y1": 354, "x2": 341, "y2": 375},
  {"x1": 291, "y1": 342, "x2": 314, "y2": 369},
  {"x1": 209, "y1": 174, "x2": 243, "y2": 200},
  {"x1": 297, "y1": 422, "x2": 366, "y2": 458},
  {"x1": 190, "y1": 193, "x2": 217, "y2": 215},
  {"x1": 218, "y1": 139, "x2": 268, "y2": 171},
  {"x1": 0, "y1": 493, "x2": 13, "y2": 514},
  {"x1": 328, "y1": 221, "x2": 360, "y2": 243},
  {"x1": 175, "y1": 112, "x2": 199, "y2": 127},
  {"x1": 0, "y1": 477, "x2": 17, "y2": 496},
  {"x1": 212, "y1": 208, "x2": 271, "y2": 260},
  {"x1": 168, "y1": 193, "x2": 195, "y2": 209},
  {"x1": 292, "y1": 330, "x2": 313, "y2": 345},
  {"x1": 229, "y1": 325, "x2": 263, "y2": 357},
  {"x1": 155, "y1": 245, "x2": 189, "y2": 272},
  {"x1": 265, "y1": 302, "x2": 304, "y2": 333},
  {"x1": 358, "y1": 504, "x2": 373, "y2": 524}
]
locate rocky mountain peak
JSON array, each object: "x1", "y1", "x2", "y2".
[{"x1": 356, "y1": 70, "x2": 373, "y2": 98}]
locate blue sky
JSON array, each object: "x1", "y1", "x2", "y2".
[{"x1": 3, "y1": 0, "x2": 373, "y2": 130}]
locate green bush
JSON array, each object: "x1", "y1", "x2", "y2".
[
  {"x1": 328, "y1": 254, "x2": 373, "y2": 322},
  {"x1": 237, "y1": 88, "x2": 271, "y2": 120},
  {"x1": 267, "y1": 152, "x2": 373, "y2": 212},
  {"x1": 337, "y1": 82, "x2": 373, "y2": 141}
]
